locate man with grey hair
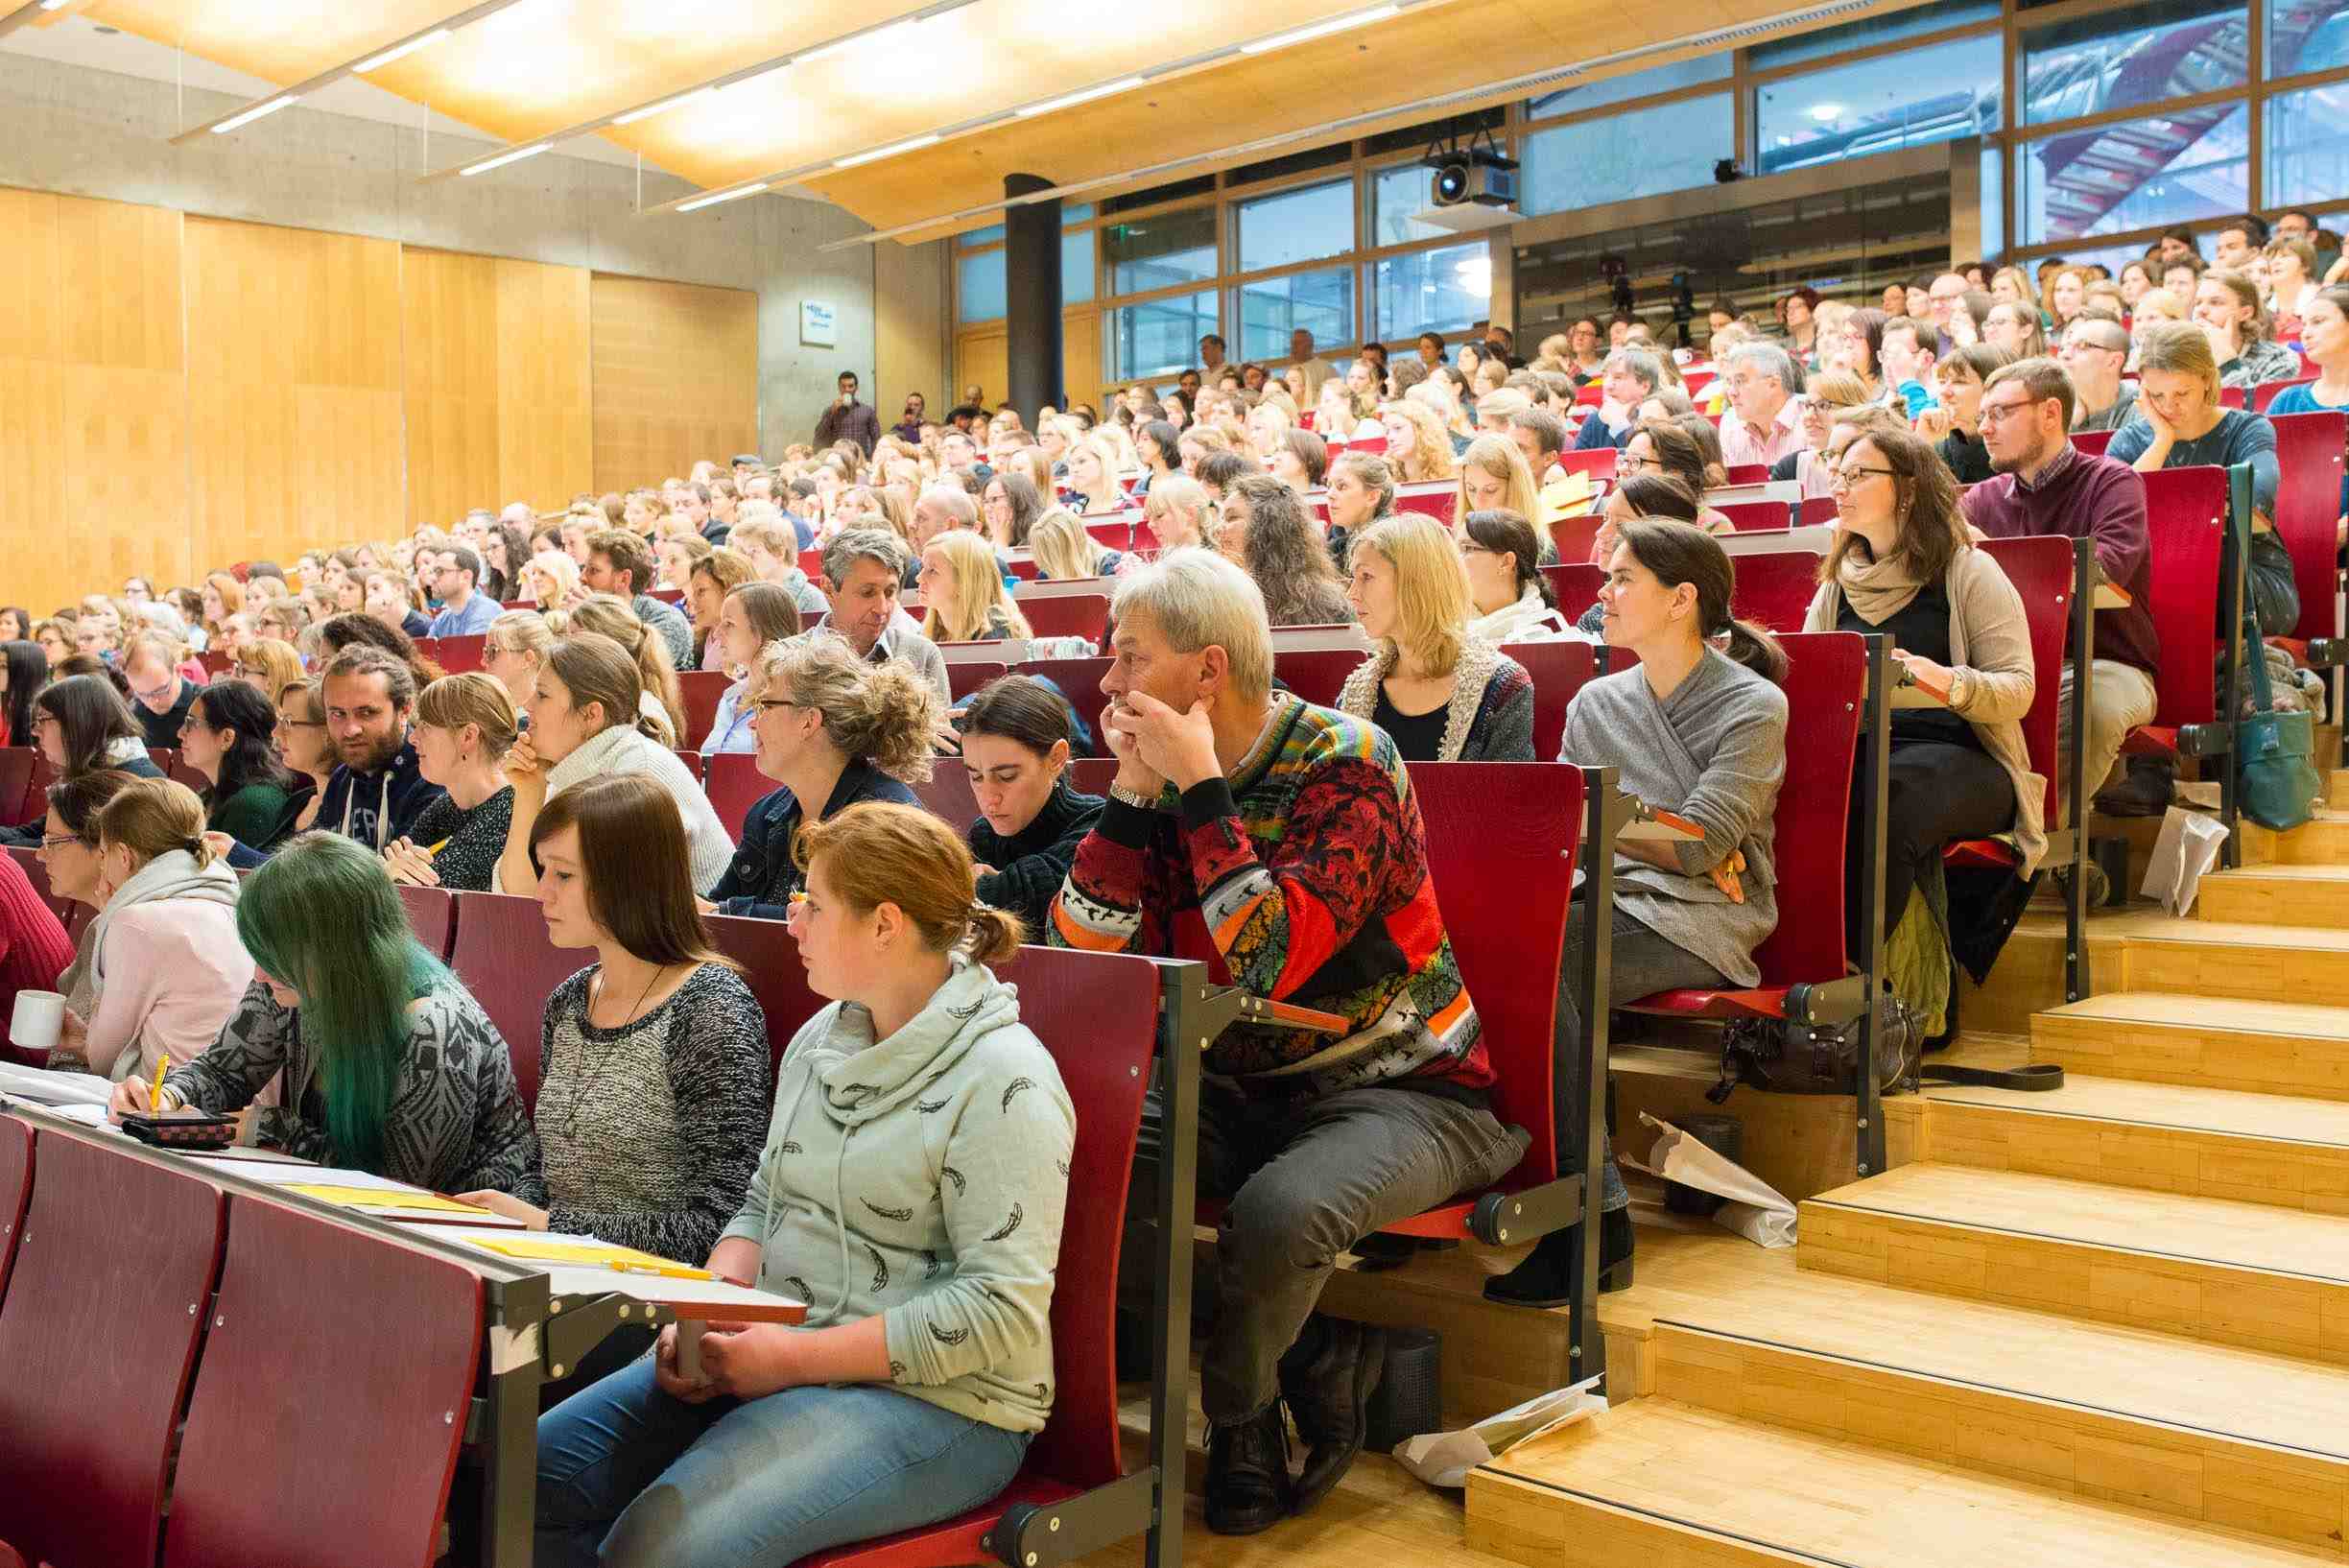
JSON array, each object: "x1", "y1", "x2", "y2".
[
  {"x1": 809, "y1": 527, "x2": 949, "y2": 702},
  {"x1": 1719, "y1": 342, "x2": 1804, "y2": 469},
  {"x1": 1050, "y1": 548, "x2": 1526, "y2": 1535},
  {"x1": 1572, "y1": 348, "x2": 1664, "y2": 450}
]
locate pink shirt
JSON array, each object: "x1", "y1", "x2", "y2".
[
  {"x1": 1720, "y1": 399, "x2": 1803, "y2": 471},
  {"x1": 83, "y1": 901, "x2": 254, "y2": 1084}
]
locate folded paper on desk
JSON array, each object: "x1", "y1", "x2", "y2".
[
  {"x1": 471, "y1": 1236, "x2": 710, "y2": 1275},
  {"x1": 1623, "y1": 1111, "x2": 1796, "y2": 1248},
  {"x1": 0, "y1": 1063, "x2": 112, "y2": 1108},
  {"x1": 1392, "y1": 1377, "x2": 1605, "y2": 1488},
  {"x1": 284, "y1": 1183, "x2": 496, "y2": 1218}
]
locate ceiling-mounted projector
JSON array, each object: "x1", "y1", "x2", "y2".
[{"x1": 1416, "y1": 143, "x2": 1519, "y2": 232}]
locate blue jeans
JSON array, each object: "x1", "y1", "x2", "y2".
[{"x1": 535, "y1": 1357, "x2": 1032, "y2": 1568}]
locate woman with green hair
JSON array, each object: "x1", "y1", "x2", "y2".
[{"x1": 109, "y1": 830, "x2": 540, "y2": 1194}]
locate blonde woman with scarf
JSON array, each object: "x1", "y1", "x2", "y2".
[{"x1": 1800, "y1": 426, "x2": 2040, "y2": 956}]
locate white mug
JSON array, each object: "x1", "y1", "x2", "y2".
[{"x1": 10, "y1": 990, "x2": 65, "y2": 1053}]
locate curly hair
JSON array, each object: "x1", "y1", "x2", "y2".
[{"x1": 750, "y1": 631, "x2": 939, "y2": 784}]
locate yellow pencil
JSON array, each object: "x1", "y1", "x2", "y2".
[
  {"x1": 422, "y1": 839, "x2": 451, "y2": 859},
  {"x1": 151, "y1": 1053, "x2": 170, "y2": 1116},
  {"x1": 609, "y1": 1259, "x2": 721, "y2": 1282}
]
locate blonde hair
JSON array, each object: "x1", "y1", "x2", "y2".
[
  {"x1": 2134, "y1": 318, "x2": 2220, "y2": 400},
  {"x1": 921, "y1": 531, "x2": 1032, "y2": 643},
  {"x1": 1027, "y1": 507, "x2": 1110, "y2": 581},
  {"x1": 1803, "y1": 368, "x2": 1872, "y2": 412},
  {"x1": 2133, "y1": 287, "x2": 2186, "y2": 324},
  {"x1": 795, "y1": 802, "x2": 1022, "y2": 962},
  {"x1": 1382, "y1": 399, "x2": 1457, "y2": 482},
  {"x1": 524, "y1": 550, "x2": 579, "y2": 606},
  {"x1": 488, "y1": 607, "x2": 554, "y2": 664},
  {"x1": 1143, "y1": 475, "x2": 1213, "y2": 549},
  {"x1": 414, "y1": 672, "x2": 520, "y2": 761},
  {"x1": 237, "y1": 637, "x2": 305, "y2": 703},
  {"x1": 1354, "y1": 513, "x2": 1471, "y2": 677},
  {"x1": 565, "y1": 593, "x2": 687, "y2": 746},
  {"x1": 1069, "y1": 436, "x2": 1125, "y2": 511},
  {"x1": 751, "y1": 633, "x2": 939, "y2": 784},
  {"x1": 1453, "y1": 434, "x2": 1538, "y2": 524},
  {"x1": 96, "y1": 777, "x2": 215, "y2": 870}
]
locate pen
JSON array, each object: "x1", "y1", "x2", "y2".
[
  {"x1": 151, "y1": 1053, "x2": 170, "y2": 1116},
  {"x1": 609, "y1": 1259, "x2": 721, "y2": 1281},
  {"x1": 422, "y1": 839, "x2": 451, "y2": 858}
]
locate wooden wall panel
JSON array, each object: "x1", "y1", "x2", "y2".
[
  {"x1": 0, "y1": 189, "x2": 187, "y2": 616},
  {"x1": 185, "y1": 217, "x2": 403, "y2": 563},
  {"x1": 494, "y1": 260, "x2": 592, "y2": 513},
  {"x1": 590, "y1": 274, "x2": 758, "y2": 492}
]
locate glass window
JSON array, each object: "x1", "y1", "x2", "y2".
[
  {"x1": 2021, "y1": 104, "x2": 2249, "y2": 243},
  {"x1": 1234, "y1": 178, "x2": 1354, "y2": 273},
  {"x1": 1103, "y1": 206, "x2": 1218, "y2": 296},
  {"x1": 2022, "y1": 1, "x2": 2248, "y2": 128},
  {"x1": 1372, "y1": 163, "x2": 1452, "y2": 248},
  {"x1": 1105, "y1": 292, "x2": 1217, "y2": 382},
  {"x1": 2270, "y1": 0, "x2": 2349, "y2": 77},
  {"x1": 1061, "y1": 227, "x2": 1095, "y2": 305},
  {"x1": 958, "y1": 224, "x2": 1007, "y2": 249},
  {"x1": 957, "y1": 249, "x2": 1005, "y2": 324},
  {"x1": 1750, "y1": 1, "x2": 1997, "y2": 69},
  {"x1": 1523, "y1": 95, "x2": 1733, "y2": 214},
  {"x1": 1238, "y1": 266, "x2": 1355, "y2": 363},
  {"x1": 1371, "y1": 241, "x2": 1491, "y2": 342},
  {"x1": 2267, "y1": 81, "x2": 2349, "y2": 204},
  {"x1": 1063, "y1": 203, "x2": 1095, "y2": 226},
  {"x1": 1756, "y1": 35, "x2": 2002, "y2": 175},
  {"x1": 1528, "y1": 55, "x2": 1729, "y2": 120},
  {"x1": 1980, "y1": 145, "x2": 2005, "y2": 267}
]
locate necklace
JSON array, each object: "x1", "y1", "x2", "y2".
[{"x1": 558, "y1": 962, "x2": 670, "y2": 1141}]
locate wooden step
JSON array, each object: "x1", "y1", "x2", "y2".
[
  {"x1": 2197, "y1": 863, "x2": 2349, "y2": 927},
  {"x1": 2265, "y1": 809, "x2": 2349, "y2": 866},
  {"x1": 1919, "y1": 1072, "x2": 2349, "y2": 1212},
  {"x1": 1467, "y1": 1399, "x2": 2340, "y2": 1568},
  {"x1": 1797, "y1": 1162, "x2": 2349, "y2": 1364},
  {"x1": 2033, "y1": 992, "x2": 2349, "y2": 1102},
  {"x1": 2112, "y1": 913, "x2": 2349, "y2": 999}
]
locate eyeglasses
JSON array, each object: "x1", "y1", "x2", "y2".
[
  {"x1": 1974, "y1": 398, "x2": 2041, "y2": 426},
  {"x1": 37, "y1": 833, "x2": 85, "y2": 851},
  {"x1": 281, "y1": 716, "x2": 328, "y2": 729},
  {"x1": 1828, "y1": 465, "x2": 1898, "y2": 490},
  {"x1": 749, "y1": 698, "x2": 799, "y2": 716}
]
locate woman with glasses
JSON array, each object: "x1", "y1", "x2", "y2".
[
  {"x1": 178, "y1": 679, "x2": 299, "y2": 852},
  {"x1": 0, "y1": 675, "x2": 161, "y2": 847},
  {"x1": 1622, "y1": 420, "x2": 1736, "y2": 535},
  {"x1": 272, "y1": 679, "x2": 336, "y2": 838},
  {"x1": 1769, "y1": 369, "x2": 1872, "y2": 497},
  {"x1": 232, "y1": 637, "x2": 306, "y2": 704},
  {"x1": 1801, "y1": 426, "x2": 2038, "y2": 955},
  {"x1": 703, "y1": 634, "x2": 937, "y2": 920},
  {"x1": 382, "y1": 674, "x2": 519, "y2": 894},
  {"x1": 1460, "y1": 509, "x2": 1582, "y2": 644}
]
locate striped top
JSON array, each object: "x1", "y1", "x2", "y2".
[{"x1": 1051, "y1": 694, "x2": 1491, "y2": 1099}]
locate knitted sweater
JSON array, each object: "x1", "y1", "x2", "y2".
[
  {"x1": 1051, "y1": 695, "x2": 1492, "y2": 1099},
  {"x1": 1333, "y1": 639, "x2": 1535, "y2": 761},
  {"x1": 969, "y1": 777, "x2": 1103, "y2": 935},
  {"x1": 402, "y1": 786, "x2": 515, "y2": 893}
]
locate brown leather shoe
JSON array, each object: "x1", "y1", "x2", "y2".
[
  {"x1": 1278, "y1": 1315, "x2": 1387, "y2": 1513},
  {"x1": 1204, "y1": 1401, "x2": 1293, "y2": 1535}
]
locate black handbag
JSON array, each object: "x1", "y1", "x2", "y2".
[{"x1": 1706, "y1": 993, "x2": 1922, "y2": 1103}]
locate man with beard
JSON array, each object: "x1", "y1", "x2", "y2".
[{"x1": 312, "y1": 645, "x2": 445, "y2": 851}]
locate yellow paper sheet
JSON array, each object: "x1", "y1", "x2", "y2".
[
  {"x1": 1535, "y1": 470, "x2": 1597, "y2": 523},
  {"x1": 469, "y1": 1236, "x2": 694, "y2": 1272},
  {"x1": 286, "y1": 1183, "x2": 487, "y2": 1215}
]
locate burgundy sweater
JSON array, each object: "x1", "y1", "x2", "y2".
[
  {"x1": 0, "y1": 853, "x2": 72, "y2": 1064},
  {"x1": 1960, "y1": 446, "x2": 2160, "y2": 678}
]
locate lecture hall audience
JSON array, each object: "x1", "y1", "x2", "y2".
[{"x1": 1337, "y1": 514, "x2": 1536, "y2": 762}]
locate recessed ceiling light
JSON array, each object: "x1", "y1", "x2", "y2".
[
  {"x1": 677, "y1": 182, "x2": 768, "y2": 212},
  {"x1": 461, "y1": 142, "x2": 552, "y2": 176},
  {"x1": 1017, "y1": 78, "x2": 1146, "y2": 117},
  {"x1": 614, "y1": 87, "x2": 717, "y2": 126}
]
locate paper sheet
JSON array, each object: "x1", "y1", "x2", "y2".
[
  {"x1": 2142, "y1": 804, "x2": 2229, "y2": 915},
  {"x1": 1392, "y1": 1377, "x2": 1606, "y2": 1489},
  {"x1": 1620, "y1": 1112, "x2": 1797, "y2": 1248},
  {"x1": 0, "y1": 1063, "x2": 113, "y2": 1108}
]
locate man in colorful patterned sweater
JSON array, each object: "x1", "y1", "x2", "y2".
[{"x1": 1051, "y1": 550, "x2": 1528, "y2": 1533}]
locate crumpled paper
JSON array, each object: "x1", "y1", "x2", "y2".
[
  {"x1": 1391, "y1": 1377, "x2": 1605, "y2": 1488},
  {"x1": 1621, "y1": 1112, "x2": 1796, "y2": 1248},
  {"x1": 2141, "y1": 803, "x2": 2229, "y2": 915}
]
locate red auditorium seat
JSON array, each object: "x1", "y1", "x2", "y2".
[
  {"x1": 678, "y1": 668, "x2": 731, "y2": 749},
  {"x1": 1016, "y1": 656, "x2": 1112, "y2": 754},
  {"x1": 395, "y1": 884, "x2": 456, "y2": 962},
  {"x1": 945, "y1": 658, "x2": 1010, "y2": 701},
  {"x1": 702, "y1": 752, "x2": 772, "y2": 840},
  {"x1": 797, "y1": 946, "x2": 1160, "y2": 1568},
  {"x1": 1540, "y1": 562, "x2": 1603, "y2": 622},
  {"x1": 16, "y1": 753, "x2": 54, "y2": 833},
  {"x1": 1557, "y1": 447, "x2": 1617, "y2": 483},
  {"x1": 0, "y1": 1117, "x2": 28, "y2": 1304},
  {"x1": 2268, "y1": 411, "x2": 2347, "y2": 645},
  {"x1": 445, "y1": 891, "x2": 583, "y2": 1111},
  {"x1": 161, "y1": 1197, "x2": 482, "y2": 1568},
  {"x1": 706, "y1": 912, "x2": 826, "y2": 1081},
  {"x1": 1729, "y1": 550, "x2": 1827, "y2": 633},
  {"x1": 1548, "y1": 511, "x2": 1602, "y2": 567},
  {"x1": 1626, "y1": 630, "x2": 1866, "y2": 1021},
  {"x1": 1716, "y1": 498, "x2": 1795, "y2": 531},
  {"x1": 2070, "y1": 429, "x2": 2116, "y2": 458},
  {"x1": 2254, "y1": 373, "x2": 2318, "y2": 412},
  {"x1": 1018, "y1": 593, "x2": 1109, "y2": 645},
  {"x1": 1943, "y1": 535, "x2": 2072, "y2": 876},
  {"x1": 0, "y1": 748, "x2": 36, "y2": 828},
  {"x1": 0, "y1": 1128, "x2": 224, "y2": 1568},
  {"x1": 1272, "y1": 649, "x2": 1365, "y2": 707},
  {"x1": 671, "y1": 748, "x2": 705, "y2": 782},
  {"x1": 1084, "y1": 518, "x2": 1136, "y2": 553},
  {"x1": 196, "y1": 649, "x2": 232, "y2": 678},
  {"x1": 2120, "y1": 466, "x2": 2230, "y2": 761},
  {"x1": 1511, "y1": 640, "x2": 1599, "y2": 759},
  {"x1": 434, "y1": 633, "x2": 486, "y2": 673},
  {"x1": 914, "y1": 764, "x2": 981, "y2": 835},
  {"x1": 1068, "y1": 757, "x2": 1118, "y2": 796},
  {"x1": 1723, "y1": 463, "x2": 1771, "y2": 486},
  {"x1": 1797, "y1": 494, "x2": 1839, "y2": 527}
]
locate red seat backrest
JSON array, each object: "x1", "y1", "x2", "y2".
[
  {"x1": 1395, "y1": 487, "x2": 1457, "y2": 526},
  {"x1": 1557, "y1": 447, "x2": 1617, "y2": 483},
  {"x1": 2070, "y1": 429, "x2": 2116, "y2": 457},
  {"x1": 678, "y1": 669, "x2": 732, "y2": 750},
  {"x1": 1751, "y1": 631, "x2": 1864, "y2": 989},
  {"x1": 1717, "y1": 498, "x2": 1794, "y2": 532},
  {"x1": 705, "y1": 913, "x2": 825, "y2": 1083},
  {"x1": 2269, "y1": 411, "x2": 2346, "y2": 641},
  {"x1": 2254, "y1": 373, "x2": 2318, "y2": 412},
  {"x1": 22, "y1": 753, "x2": 54, "y2": 825},
  {"x1": 1348, "y1": 433, "x2": 1388, "y2": 456},
  {"x1": 1273, "y1": 649, "x2": 1366, "y2": 707},
  {"x1": 1575, "y1": 383, "x2": 1604, "y2": 407},
  {"x1": 0, "y1": 1117, "x2": 28, "y2": 1304},
  {"x1": 1019, "y1": 594, "x2": 1109, "y2": 645},
  {"x1": 434, "y1": 634, "x2": 486, "y2": 674},
  {"x1": 1540, "y1": 563, "x2": 1603, "y2": 621},
  {"x1": 672, "y1": 748, "x2": 705, "y2": 782},
  {"x1": 1068, "y1": 757, "x2": 1118, "y2": 796},
  {"x1": 2140, "y1": 465, "x2": 2230, "y2": 728},
  {"x1": 1797, "y1": 494, "x2": 1838, "y2": 527},
  {"x1": 1973, "y1": 535, "x2": 2073, "y2": 824},
  {"x1": 167, "y1": 753, "x2": 208, "y2": 795},
  {"x1": 1007, "y1": 557, "x2": 1041, "y2": 582},
  {"x1": 0, "y1": 1129, "x2": 223, "y2": 1568},
  {"x1": 914, "y1": 764, "x2": 981, "y2": 835},
  {"x1": 0, "y1": 748, "x2": 33, "y2": 828},
  {"x1": 1084, "y1": 518, "x2": 1134, "y2": 554},
  {"x1": 395, "y1": 884, "x2": 456, "y2": 963},
  {"x1": 162, "y1": 1196, "x2": 481, "y2": 1568},
  {"x1": 196, "y1": 650, "x2": 232, "y2": 678},
  {"x1": 1018, "y1": 657, "x2": 1113, "y2": 755},
  {"x1": 989, "y1": 946, "x2": 1160, "y2": 1489},
  {"x1": 2219, "y1": 384, "x2": 2246, "y2": 410},
  {"x1": 445, "y1": 891, "x2": 582, "y2": 1111},
  {"x1": 798, "y1": 548, "x2": 826, "y2": 584},
  {"x1": 702, "y1": 752, "x2": 773, "y2": 840},
  {"x1": 945, "y1": 659, "x2": 1010, "y2": 701},
  {"x1": 147, "y1": 748, "x2": 175, "y2": 777},
  {"x1": 1724, "y1": 463, "x2": 1770, "y2": 486},
  {"x1": 1731, "y1": 550, "x2": 1826, "y2": 634},
  {"x1": 1510, "y1": 641, "x2": 1597, "y2": 760},
  {"x1": 1409, "y1": 765, "x2": 1580, "y2": 1191}
]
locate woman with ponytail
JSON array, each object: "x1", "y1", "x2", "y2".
[
  {"x1": 496, "y1": 632, "x2": 735, "y2": 898},
  {"x1": 564, "y1": 592, "x2": 690, "y2": 748},
  {"x1": 536, "y1": 801, "x2": 1072, "y2": 1568},
  {"x1": 110, "y1": 831, "x2": 539, "y2": 1197},
  {"x1": 1484, "y1": 517, "x2": 1789, "y2": 1312}
]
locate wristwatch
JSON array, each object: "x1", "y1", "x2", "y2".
[{"x1": 1107, "y1": 781, "x2": 1159, "y2": 811}]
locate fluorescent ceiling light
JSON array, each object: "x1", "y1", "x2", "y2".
[
  {"x1": 461, "y1": 142, "x2": 551, "y2": 176},
  {"x1": 212, "y1": 96, "x2": 298, "y2": 132},
  {"x1": 1239, "y1": 5, "x2": 1399, "y2": 54},
  {"x1": 1808, "y1": 103, "x2": 1844, "y2": 121},
  {"x1": 352, "y1": 29, "x2": 450, "y2": 73},
  {"x1": 1017, "y1": 77, "x2": 1146, "y2": 117},
  {"x1": 39, "y1": 0, "x2": 75, "y2": 11},
  {"x1": 614, "y1": 86, "x2": 717, "y2": 126},
  {"x1": 798, "y1": 16, "x2": 914, "y2": 66},
  {"x1": 677, "y1": 182, "x2": 768, "y2": 212},
  {"x1": 834, "y1": 133, "x2": 939, "y2": 169}
]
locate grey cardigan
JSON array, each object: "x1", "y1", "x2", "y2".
[{"x1": 1557, "y1": 649, "x2": 1787, "y2": 986}]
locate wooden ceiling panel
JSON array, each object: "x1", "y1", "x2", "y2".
[{"x1": 81, "y1": 0, "x2": 475, "y2": 88}]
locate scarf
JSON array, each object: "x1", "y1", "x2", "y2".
[
  {"x1": 544, "y1": 722, "x2": 644, "y2": 800},
  {"x1": 1834, "y1": 546, "x2": 1928, "y2": 624},
  {"x1": 81, "y1": 847, "x2": 242, "y2": 1081},
  {"x1": 102, "y1": 736, "x2": 148, "y2": 768}
]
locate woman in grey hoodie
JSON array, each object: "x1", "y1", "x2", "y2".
[{"x1": 536, "y1": 802, "x2": 1075, "y2": 1568}]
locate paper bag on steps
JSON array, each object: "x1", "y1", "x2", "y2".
[
  {"x1": 1391, "y1": 1376, "x2": 1605, "y2": 1488},
  {"x1": 1620, "y1": 1112, "x2": 1798, "y2": 1248},
  {"x1": 2141, "y1": 803, "x2": 2229, "y2": 915}
]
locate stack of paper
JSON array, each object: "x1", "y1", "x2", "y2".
[{"x1": 0, "y1": 1063, "x2": 113, "y2": 1108}]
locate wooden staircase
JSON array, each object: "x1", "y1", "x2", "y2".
[{"x1": 1465, "y1": 774, "x2": 2349, "y2": 1566}]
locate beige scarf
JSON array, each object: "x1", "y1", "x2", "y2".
[{"x1": 1834, "y1": 546, "x2": 1927, "y2": 624}]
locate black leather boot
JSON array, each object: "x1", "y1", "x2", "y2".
[
  {"x1": 1277, "y1": 1315, "x2": 1388, "y2": 1513},
  {"x1": 1481, "y1": 1208, "x2": 1634, "y2": 1307},
  {"x1": 1203, "y1": 1401, "x2": 1293, "y2": 1535}
]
